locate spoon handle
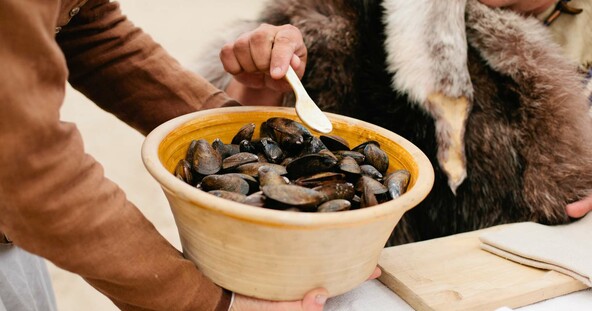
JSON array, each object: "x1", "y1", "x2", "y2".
[{"x1": 285, "y1": 66, "x2": 305, "y2": 99}]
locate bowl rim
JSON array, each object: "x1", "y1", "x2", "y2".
[{"x1": 141, "y1": 106, "x2": 434, "y2": 227}]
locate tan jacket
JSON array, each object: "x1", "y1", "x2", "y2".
[{"x1": 0, "y1": 0, "x2": 235, "y2": 310}]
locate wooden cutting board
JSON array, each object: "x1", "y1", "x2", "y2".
[{"x1": 378, "y1": 225, "x2": 588, "y2": 310}]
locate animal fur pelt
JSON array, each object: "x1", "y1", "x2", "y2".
[{"x1": 196, "y1": 0, "x2": 592, "y2": 245}]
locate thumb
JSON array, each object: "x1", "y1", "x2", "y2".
[
  {"x1": 300, "y1": 288, "x2": 329, "y2": 311},
  {"x1": 566, "y1": 197, "x2": 592, "y2": 218}
]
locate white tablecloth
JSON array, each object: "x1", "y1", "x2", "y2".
[{"x1": 326, "y1": 279, "x2": 592, "y2": 310}]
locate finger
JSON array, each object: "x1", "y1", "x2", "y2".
[
  {"x1": 566, "y1": 196, "x2": 592, "y2": 218},
  {"x1": 220, "y1": 43, "x2": 243, "y2": 75},
  {"x1": 300, "y1": 288, "x2": 329, "y2": 311},
  {"x1": 262, "y1": 73, "x2": 292, "y2": 93},
  {"x1": 233, "y1": 32, "x2": 258, "y2": 73},
  {"x1": 367, "y1": 267, "x2": 382, "y2": 280},
  {"x1": 290, "y1": 54, "x2": 302, "y2": 71},
  {"x1": 269, "y1": 25, "x2": 306, "y2": 79},
  {"x1": 233, "y1": 72, "x2": 266, "y2": 89},
  {"x1": 266, "y1": 54, "x2": 302, "y2": 90},
  {"x1": 249, "y1": 24, "x2": 275, "y2": 73}
]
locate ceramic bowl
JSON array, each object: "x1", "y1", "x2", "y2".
[{"x1": 141, "y1": 106, "x2": 434, "y2": 300}]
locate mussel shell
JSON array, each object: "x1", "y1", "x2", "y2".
[
  {"x1": 257, "y1": 153, "x2": 269, "y2": 163},
  {"x1": 361, "y1": 143, "x2": 389, "y2": 174},
  {"x1": 185, "y1": 140, "x2": 198, "y2": 163},
  {"x1": 231, "y1": 123, "x2": 256, "y2": 145},
  {"x1": 243, "y1": 191, "x2": 266, "y2": 207},
  {"x1": 212, "y1": 138, "x2": 239, "y2": 159},
  {"x1": 193, "y1": 139, "x2": 222, "y2": 175},
  {"x1": 286, "y1": 153, "x2": 338, "y2": 179},
  {"x1": 352, "y1": 140, "x2": 381, "y2": 153},
  {"x1": 384, "y1": 169, "x2": 411, "y2": 199},
  {"x1": 236, "y1": 162, "x2": 287, "y2": 178},
  {"x1": 294, "y1": 172, "x2": 346, "y2": 188},
  {"x1": 201, "y1": 174, "x2": 250, "y2": 195},
  {"x1": 259, "y1": 121, "x2": 275, "y2": 139},
  {"x1": 280, "y1": 157, "x2": 294, "y2": 167},
  {"x1": 318, "y1": 149, "x2": 338, "y2": 161},
  {"x1": 338, "y1": 156, "x2": 362, "y2": 176},
  {"x1": 360, "y1": 164, "x2": 384, "y2": 181},
  {"x1": 174, "y1": 159, "x2": 194, "y2": 185},
  {"x1": 256, "y1": 137, "x2": 285, "y2": 164},
  {"x1": 223, "y1": 173, "x2": 259, "y2": 193},
  {"x1": 297, "y1": 136, "x2": 327, "y2": 157},
  {"x1": 258, "y1": 165, "x2": 289, "y2": 188},
  {"x1": 222, "y1": 152, "x2": 259, "y2": 171},
  {"x1": 313, "y1": 182, "x2": 355, "y2": 202},
  {"x1": 333, "y1": 150, "x2": 365, "y2": 165},
  {"x1": 239, "y1": 139, "x2": 258, "y2": 154},
  {"x1": 351, "y1": 194, "x2": 362, "y2": 210},
  {"x1": 317, "y1": 199, "x2": 351, "y2": 212},
  {"x1": 261, "y1": 184, "x2": 325, "y2": 209},
  {"x1": 266, "y1": 117, "x2": 311, "y2": 136},
  {"x1": 208, "y1": 190, "x2": 246, "y2": 203},
  {"x1": 265, "y1": 117, "x2": 312, "y2": 152},
  {"x1": 355, "y1": 176, "x2": 388, "y2": 197},
  {"x1": 320, "y1": 134, "x2": 350, "y2": 151},
  {"x1": 360, "y1": 183, "x2": 379, "y2": 208}
]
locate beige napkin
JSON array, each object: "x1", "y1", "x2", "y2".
[{"x1": 479, "y1": 213, "x2": 592, "y2": 287}]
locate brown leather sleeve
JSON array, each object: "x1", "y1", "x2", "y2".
[
  {"x1": 56, "y1": 0, "x2": 239, "y2": 136},
  {"x1": 0, "y1": 1, "x2": 230, "y2": 310}
]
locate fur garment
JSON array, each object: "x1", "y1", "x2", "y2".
[{"x1": 196, "y1": 0, "x2": 592, "y2": 245}]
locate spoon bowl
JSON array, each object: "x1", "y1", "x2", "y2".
[{"x1": 285, "y1": 66, "x2": 333, "y2": 134}]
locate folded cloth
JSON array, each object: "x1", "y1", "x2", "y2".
[{"x1": 479, "y1": 213, "x2": 592, "y2": 287}]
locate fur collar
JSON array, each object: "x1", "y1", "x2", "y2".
[
  {"x1": 196, "y1": 0, "x2": 592, "y2": 243},
  {"x1": 380, "y1": 0, "x2": 584, "y2": 193}
]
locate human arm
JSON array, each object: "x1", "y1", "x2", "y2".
[
  {"x1": 220, "y1": 23, "x2": 307, "y2": 106},
  {"x1": 56, "y1": 0, "x2": 240, "y2": 136},
  {"x1": 0, "y1": 1, "x2": 350, "y2": 310},
  {"x1": 0, "y1": 0, "x2": 231, "y2": 310}
]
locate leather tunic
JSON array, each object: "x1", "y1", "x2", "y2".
[{"x1": 0, "y1": 0, "x2": 234, "y2": 310}]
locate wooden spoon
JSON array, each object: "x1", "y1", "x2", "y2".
[{"x1": 285, "y1": 65, "x2": 333, "y2": 134}]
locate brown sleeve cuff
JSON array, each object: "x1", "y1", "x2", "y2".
[
  {"x1": 215, "y1": 288, "x2": 233, "y2": 311},
  {"x1": 0, "y1": 230, "x2": 12, "y2": 245},
  {"x1": 202, "y1": 91, "x2": 242, "y2": 110}
]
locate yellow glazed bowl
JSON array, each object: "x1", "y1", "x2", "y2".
[{"x1": 141, "y1": 106, "x2": 434, "y2": 301}]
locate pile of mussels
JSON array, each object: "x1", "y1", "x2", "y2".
[{"x1": 173, "y1": 117, "x2": 410, "y2": 212}]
